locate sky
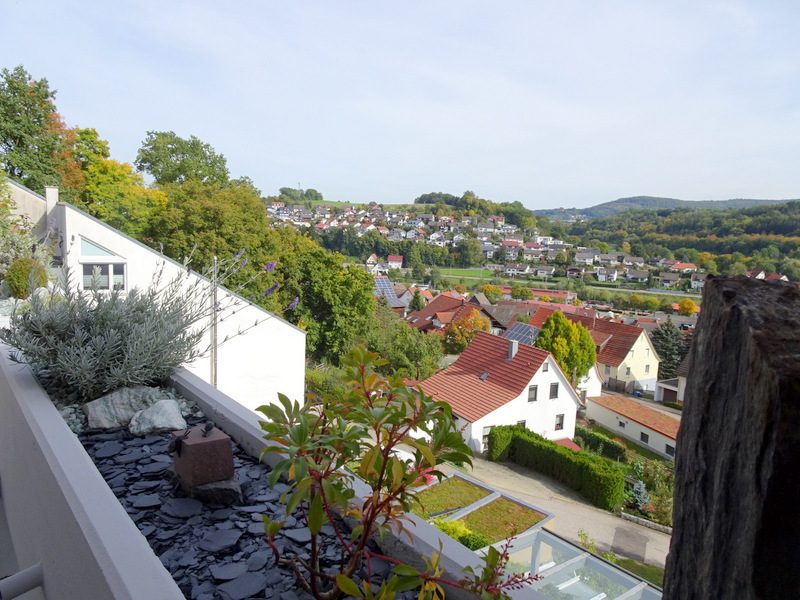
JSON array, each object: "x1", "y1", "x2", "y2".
[{"x1": 2, "y1": 1, "x2": 799, "y2": 209}]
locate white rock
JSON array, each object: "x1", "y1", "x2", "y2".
[
  {"x1": 83, "y1": 386, "x2": 172, "y2": 429},
  {"x1": 128, "y1": 399, "x2": 187, "y2": 436}
]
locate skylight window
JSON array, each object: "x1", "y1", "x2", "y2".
[{"x1": 479, "y1": 371, "x2": 490, "y2": 381}]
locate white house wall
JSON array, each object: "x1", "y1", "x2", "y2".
[
  {"x1": 586, "y1": 401, "x2": 677, "y2": 460},
  {"x1": 463, "y1": 356, "x2": 579, "y2": 454},
  {"x1": 54, "y1": 202, "x2": 306, "y2": 412}
]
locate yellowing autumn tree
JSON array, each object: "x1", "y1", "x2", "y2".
[{"x1": 442, "y1": 308, "x2": 490, "y2": 354}]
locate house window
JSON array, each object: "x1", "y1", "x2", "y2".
[
  {"x1": 618, "y1": 420, "x2": 626, "y2": 429},
  {"x1": 645, "y1": 348, "x2": 650, "y2": 358},
  {"x1": 626, "y1": 367, "x2": 631, "y2": 376},
  {"x1": 528, "y1": 386, "x2": 538, "y2": 402},
  {"x1": 517, "y1": 420, "x2": 526, "y2": 428},
  {"x1": 543, "y1": 362, "x2": 549, "y2": 372},
  {"x1": 640, "y1": 432, "x2": 649, "y2": 444},
  {"x1": 82, "y1": 263, "x2": 126, "y2": 291},
  {"x1": 605, "y1": 365, "x2": 611, "y2": 376},
  {"x1": 555, "y1": 414, "x2": 564, "y2": 431},
  {"x1": 645, "y1": 364, "x2": 650, "y2": 374},
  {"x1": 549, "y1": 383, "x2": 558, "y2": 399},
  {"x1": 481, "y1": 426, "x2": 493, "y2": 453},
  {"x1": 665, "y1": 444, "x2": 675, "y2": 457}
]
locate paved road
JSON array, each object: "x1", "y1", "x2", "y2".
[{"x1": 443, "y1": 457, "x2": 671, "y2": 567}]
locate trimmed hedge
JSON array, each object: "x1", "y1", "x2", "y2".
[
  {"x1": 5, "y1": 257, "x2": 47, "y2": 299},
  {"x1": 488, "y1": 426, "x2": 625, "y2": 511},
  {"x1": 574, "y1": 425, "x2": 627, "y2": 462}
]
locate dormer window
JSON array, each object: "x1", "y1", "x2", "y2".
[{"x1": 79, "y1": 237, "x2": 126, "y2": 291}]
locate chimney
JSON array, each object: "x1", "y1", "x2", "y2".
[
  {"x1": 44, "y1": 186, "x2": 58, "y2": 216},
  {"x1": 508, "y1": 339, "x2": 518, "y2": 360}
]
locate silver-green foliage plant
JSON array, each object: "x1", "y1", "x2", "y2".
[{"x1": 0, "y1": 262, "x2": 234, "y2": 402}]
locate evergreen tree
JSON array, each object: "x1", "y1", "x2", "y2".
[
  {"x1": 409, "y1": 289, "x2": 425, "y2": 311},
  {"x1": 651, "y1": 318, "x2": 683, "y2": 379},
  {"x1": 534, "y1": 311, "x2": 596, "y2": 384}
]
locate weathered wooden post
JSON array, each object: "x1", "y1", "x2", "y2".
[{"x1": 664, "y1": 277, "x2": 800, "y2": 599}]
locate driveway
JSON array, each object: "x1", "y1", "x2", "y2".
[{"x1": 443, "y1": 456, "x2": 671, "y2": 567}]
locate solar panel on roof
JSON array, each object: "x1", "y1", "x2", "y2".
[
  {"x1": 373, "y1": 276, "x2": 399, "y2": 301},
  {"x1": 502, "y1": 322, "x2": 539, "y2": 347}
]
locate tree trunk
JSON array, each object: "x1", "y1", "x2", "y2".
[{"x1": 663, "y1": 277, "x2": 800, "y2": 599}]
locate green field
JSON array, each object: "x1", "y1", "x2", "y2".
[{"x1": 439, "y1": 267, "x2": 494, "y2": 279}]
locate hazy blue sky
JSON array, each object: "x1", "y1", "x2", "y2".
[{"x1": 2, "y1": 1, "x2": 799, "y2": 208}]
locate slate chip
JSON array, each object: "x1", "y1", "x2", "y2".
[
  {"x1": 284, "y1": 528, "x2": 311, "y2": 544},
  {"x1": 246, "y1": 551, "x2": 269, "y2": 571},
  {"x1": 95, "y1": 441, "x2": 124, "y2": 458},
  {"x1": 131, "y1": 493, "x2": 162, "y2": 509},
  {"x1": 210, "y1": 562, "x2": 248, "y2": 581},
  {"x1": 198, "y1": 528, "x2": 242, "y2": 553},
  {"x1": 217, "y1": 572, "x2": 267, "y2": 600},
  {"x1": 162, "y1": 498, "x2": 203, "y2": 518}
]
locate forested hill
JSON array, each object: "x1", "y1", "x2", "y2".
[{"x1": 536, "y1": 196, "x2": 791, "y2": 219}]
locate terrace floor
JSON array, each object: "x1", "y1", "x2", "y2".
[{"x1": 445, "y1": 456, "x2": 671, "y2": 567}]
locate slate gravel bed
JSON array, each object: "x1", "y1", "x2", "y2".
[{"x1": 79, "y1": 419, "x2": 403, "y2": 600}]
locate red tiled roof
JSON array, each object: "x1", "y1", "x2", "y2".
[
  {"x1": 407, "y1": 294, "x2": 464, "y2": 330},
  {"x1": 415, "y1": 332, "x2": 550, "y2": 422},
  {"x1": 554, "y1": 438, "x2": 581, "y2": 452},
  {"x1": 387, "y1": 255, "x2": 403, "y2": 263},
  {"x1": 588, "y1": 395, "x2": 680, "y2": 440},
  {"x1": 528, "y1": 308, "x2": 645, "y2": 367}
]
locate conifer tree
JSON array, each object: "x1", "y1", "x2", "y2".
[{"x1": 651, "y1": 318, "x2": 684, "y2": 379}]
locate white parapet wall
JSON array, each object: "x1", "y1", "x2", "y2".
[{"x1": 0, "y1": 349, "x2": 183, "y2": 600}]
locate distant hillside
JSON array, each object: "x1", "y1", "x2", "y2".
[{"x1": 536, "y1": 196, "x2": 792, "y2": 220}]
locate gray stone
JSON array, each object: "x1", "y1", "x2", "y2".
[
  {"x1": 84, "y1": 386, "x2": 172, "y2": 429},
  {"x1": 246, "y1": 551, "x2": 269, "y2": 571},
  {"x1": 95, "y1": 441, "x2": 124, "y2": 458},
  {"x1": 284, "y1": 527, "x2": 311, "y2": 544},
  {"x1": 210, "y1": 562, "x2": 248, "y2": 581},
  {"x1": 116, "y1": 449, "x2": 150, "y2": 464},
  {"x1": 162, "y1": 498, "x2": 203, "y2": 518},
  {"x1": 128, "y1": 399, "x2": 187, "y2": 436},
  {"x1": 190, "y1": 479, "x2": 243, "y2": 506},
  {"x1": 664, "y1": 278, "x2": 800, "y2": 600},
  {"x1": 198, "y1": 529, "x2": 242, "y2": 553},
  {"x1": 131, "y1": 493, "x2": 161, "y2": 509},
  {"x1": 58, "y1": 404, "x2": 87, "y2": 434},
  {"x1": 217, "y1": 572, "x2": 267, "y2": 600},
  {"x1": 138, "y1": 461, "x2": 169, "y2": 475}
]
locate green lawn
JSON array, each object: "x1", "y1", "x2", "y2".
[
  {"x1": 589, "y1": 424, "x2": 670, "y2": 464},
  {"x1": 616, "y1": 557, "x2": 664, "y2": 587},
  {"x1": 414, "y1": 477, "x2": 490, "y2": 519},
  {"x1": 439, "y1": 267, "x2": 494, "y2": 279},
  {"x1": 459, "y1": 497, "x2": 545, "y2": 543}
]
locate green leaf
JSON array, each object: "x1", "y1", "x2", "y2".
[
  {"x1": 392, "y1": 564, "x2": 418, "y2": 577},
  {"x1": 336, "y1": 575, "x2": 364, "y2": 598},
  {"x1": 307, "y1": 492, "x2": 325, "y2": 535},
  {"x1": 407, "y1": 438, "x2": 436, "y2": 468},
  {"x1": 392, "y1": 575, "x2": 422, "y2": 593},
  {"x1": 286, "y1": 477, "x2": 312, "y2": 514}
]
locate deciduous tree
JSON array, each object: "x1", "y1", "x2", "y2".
[
  {"x1": 534, "y1": 311, "x2": 596, "y2": 384},
  {"x1": 135, "y1": 130, "x2": 230, "y2": 185},
  {"x1": 678, "y1": 298, "x2": 698, "y2": 316},
  {"x1": 0, "y1": 66, "x2": 63, "y2": 192},
  {"x1": 442, "y1": 308, "x2": 490, "y2": 354}
]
